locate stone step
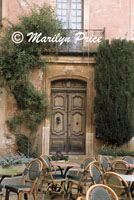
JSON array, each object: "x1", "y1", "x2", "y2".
[{"x1": 68, "y1": 155, "x2": 88, "y2": 163}]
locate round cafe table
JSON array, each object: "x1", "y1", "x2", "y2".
[
  {"x1": 0, "y1": 168, "x2": 20, "y2": 183},
  {"x1": 51, "y1": 161, "x2": 80, "y2": 178},
  {"x1": 51, "y1": 161, "x2": 80, "y2": 195}
]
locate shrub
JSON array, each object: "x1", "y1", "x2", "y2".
[
  {"x1": 95, "y1": 39, "x2": 134, "y2": 146},
  {"x1": 96, "y1": 145, "x2": 134, "y2": 157}
]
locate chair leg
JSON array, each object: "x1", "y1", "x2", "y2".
[
  {"x1": 5, "y1": 189, "x2": 10, "y2": 200},
  {"x1": 0, "y1": 193, "x2": 2, "y2": 200},
  {"x1": 61, "y1": 182, "x2": 64, "y2": 200},
  {"x1": 67, "y1": 182, "x2": 72, "y2": 200},
  {"x1": 33, "y1": 191, "x2": 37, "y2": 200},
  {"x1": 41, "y1": 192, "x2": 45, "y2": 200},
  {"x1": 38, "y1": 180, "x2": 44, "y2": 192},
  {"x1": 24, "y1": 193, "x2": 28, "y2": 200},
  {"x1": 17, "y1": 192, "x2": 22, "y2": 200}
]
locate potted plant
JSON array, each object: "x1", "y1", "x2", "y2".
[{"x1": 51, "y1": 150, "x2": 68, "y2": 161}]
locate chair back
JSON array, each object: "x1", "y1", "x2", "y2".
[
  {"x1": 40, "y1": 154, "x2": 52, "y2": 169},
  {"x1": 90, "y1": 161, "x2": 100, "y2": 167},
  {"x1": 89, "y1": 163, "x2": 102, "y2": 184},
  {"x1": 122, "y1": 156, "x2": 134, "y2": 164},
  {"x1": 40, "y1": 154, "x2": 56, "y2": 183},
  {"x1": 86, "y1": 184, "x2": 119, "y2": 200},
  {"x1": 100, "y1": 156, "x2": 110, "y2": 172},
  {"x1": 19, "y1": 159, "x2": 42, "y2": 192},
  {"x1": 111, "y1": 160, "x2": 131, "y2": 174},
  {"x1": 83, "y1": 157, "x2": 96, "y2": 169},
  {"x1": 102, "y1": 171, "x2": 132, "y2": 200}
]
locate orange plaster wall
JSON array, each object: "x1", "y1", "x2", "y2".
[
  {"x1": 7, "y1": 0, "x2": 50, "y2": 23},
  {"x1": 7, "y1": 0, "x2": 131, "y2": 40},
  {"x1": 89, "y1": 0, "x2": 131, "y2": 40}
]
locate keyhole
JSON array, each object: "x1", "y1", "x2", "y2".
[
  {"x1": 56, "y1": 117, "x2": 61, "y2": 124},
  {"x1": 76, "y1": 122, "x2": 79, "y2": 126}
]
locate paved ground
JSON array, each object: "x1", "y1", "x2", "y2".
[
  {"x1": 2, "y1": 186, "x2": 70, "y2": 200},
  {"x1": 2, "y1": 193, "x2": 68, "y2": 200}
]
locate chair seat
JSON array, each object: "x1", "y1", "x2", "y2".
[
  {"x1": 67, "y1": 175, "x2": 92, "y2": 183},
  {"x1": 5, "y1": 185, "x2": 32, "y2": 193},
  {"x1": 48, "y1": 175, "x2": 66, "y2": 182}
]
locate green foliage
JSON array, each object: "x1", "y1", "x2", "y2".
[
  {"x1": 0, "y1": 3, "x2": 66, "y2": 154},
  {"x1": 94, "y1": 39, "x2": 134, "y2": 146},
  {"x1": 96, "y1": 145, "x2": 134, "y2": 157},
  {"x1": 0, "y1": 151, "x2": 33, "y2": 167},
  {"x1": 15, "y1": 133, "x2": 39, "y2": 158},
  {"x1": 7, "y1": 116, "x2": 22, "y2": 132},
  {"x1": 12, "y1": 81, "x2": 47, "y2": 132}
]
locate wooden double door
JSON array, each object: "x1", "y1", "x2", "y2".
[{"x1": 50, "y1": 79, "x2": 86, "y2": 154}]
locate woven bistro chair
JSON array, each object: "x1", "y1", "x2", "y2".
[
  {"x1": 69, "y1": 157, "x2": 96, "y2": 176},
  {"x1": 111, "y1": 160, "x2": 132, "y2": 174},
  {"x1": 40, "y1": 154, "x2": 66, "y2": 200},
  {"x1": 67, "y1": 161, "x2": 100, "y2": 200},
  {"x1": 77, "y1": 184, "x2": 119, "y2": 200},
  {"x1": 5, "y1": 159, "x2": 42, "y2": 200},
  {"x1": 99, "y1": 155, "x2": 111, "y2": 173},
  {"x1": 39, "y1": 154, "x2": 57, "y2": 173},
  {"x1": 102, "y1": 171, "x2": 132, "y2": 200},
  {"x1": 123, "y1": 156, "x2": 134, "y2": 164},
  {"x1": 89, "y1": 163, "x2": 102, "y2": 185},
  {"x1": 86, "y1": 184, "x2": 119, "y2": 200}
]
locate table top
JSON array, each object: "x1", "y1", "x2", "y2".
[
  {"x1": 51, "y1": 161, "x2": 80, "y2": 168},
  {"x1": 120, "y1": 174, "x2": 134, "y2": 182},
  {"x1": 129, "y1": 164, "x2": 134, "y2": 168},
  {"x1": 0, "y1": 168, "x2": 18, "y2": 176}
]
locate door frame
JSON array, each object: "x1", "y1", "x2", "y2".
[{"x1": 42, "y1": 75, "x2": 95, "y2": 156}]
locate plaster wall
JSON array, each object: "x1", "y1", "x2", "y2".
[
  {"x1": 89, "y1": 0, "x2": 131, "y2": 40},
  {"x1": 4, "y1": 0, "x2": 132, "y2": 41}
]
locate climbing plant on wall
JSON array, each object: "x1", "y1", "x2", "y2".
[
  {"x1": 0, "y1": 4, "x2": 66, "y2": 155},
  {"x1": 94, "y1": 39, "x2": 134, "y2": 146}
]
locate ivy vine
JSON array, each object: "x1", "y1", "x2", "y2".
[{"x1": 0, "y1": 4, "x2": 65, "y2": 154}]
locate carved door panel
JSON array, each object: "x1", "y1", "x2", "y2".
[
  {"x1": 50, "y1": 79, "x2": 86, "y2": 154},
  {"x1": 68, "y1": 93, "x2": 86, "y2": 154},
  {"x1": 50, "y1": 92, "x2": 67, "y2": 153}
]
